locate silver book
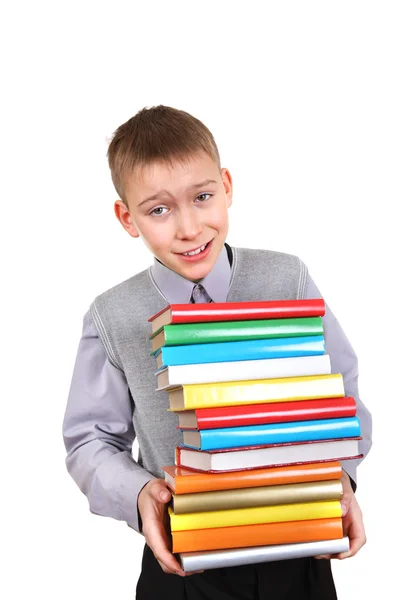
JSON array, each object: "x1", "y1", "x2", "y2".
[{"x1": 179, "y1": 537, "x2": 350, "y2": 572}]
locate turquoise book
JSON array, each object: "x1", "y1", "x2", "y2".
[
  {"x1": 181, "y1": 416, "x2": 361, "y2": 451},
  {"x1": 154, "y1": 335, "x2": 325, "y2": 368}
]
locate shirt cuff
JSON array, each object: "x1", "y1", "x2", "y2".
[{"x1": 116, "y1": 461, "x2": 156, "y2": 533}]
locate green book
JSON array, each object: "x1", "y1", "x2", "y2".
[{"x1": 150, "y1": 317, "x2": 323, "y2": 353}]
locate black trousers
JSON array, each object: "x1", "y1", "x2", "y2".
[{"x1": 136, "y1": 544, "x2": 337, "y2": 600}]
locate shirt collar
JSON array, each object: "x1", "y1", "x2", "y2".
[{"x1": 150, "y1": 244, "x2": 232, "y2": 304}]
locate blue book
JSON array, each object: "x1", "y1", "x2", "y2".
[
  {"x1": 154, "y1": 335, "x2": 325, "y2": 368},
  {"x1": 181, "y1": 416, "x2": 361, "y2": 451}
]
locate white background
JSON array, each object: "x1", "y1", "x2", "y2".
[{"x1": 1, "y1": 1, "x2": 399, "y2": 598}]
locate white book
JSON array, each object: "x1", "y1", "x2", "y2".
[
  {"x1": 156, "y1": 354, "x2": 331, "y2": 390},
  {"x1": 177, "y1": 437, "x2": 361, "y2": 472},
  {"x1": 179, "y1": 537, "x2": 350, "y2": 571}
]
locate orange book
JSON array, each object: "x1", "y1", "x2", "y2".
[
  {"x1": 172, "y1": 517, "x2": 343, "y2": 553},
  {"x1": 163, "y1": 462, "x2": 342, "y2": 494}
]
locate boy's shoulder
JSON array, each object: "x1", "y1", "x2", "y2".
[
  {"x1": 233, "y1": 245, "x2": 307, "y2": 276},
  {"x1": 90, "y1": 263, "x2": 168, "y2": 325},
  {"x1": 235, "y1": 245, "x2": 303, "y2": 262},
  {"x1": 89, "y1": 265, "x2": 166, "y2": 369},
  {"x1": 230, "y1": 246, "x2": 308, "y2": 302},
  {"x1": 92, "y1": 265, "x2": 155, "y2": 306}
]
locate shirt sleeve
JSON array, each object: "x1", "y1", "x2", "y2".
[
  {"x1": 304, "y1": 273, "x2": 373, "y2": 488},
  {"x1": 62, "y1": 310, "x2": 155, "y2": 533}
]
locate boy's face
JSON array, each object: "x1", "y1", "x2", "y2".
[{"x1": 115, "y1": 152, "x2": 233, "y2": 282}]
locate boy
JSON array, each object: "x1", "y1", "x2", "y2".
[{"x1": 63, "y1": 105, "x2": 372, "y2": 599}]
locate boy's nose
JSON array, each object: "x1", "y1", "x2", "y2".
[{"x1": 175, "y1": 210, "x2": 203, "y2": 240}]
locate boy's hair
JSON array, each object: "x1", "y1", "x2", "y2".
[{"x1": 107, "y1": 105, "x2": 221, "y2": 205}]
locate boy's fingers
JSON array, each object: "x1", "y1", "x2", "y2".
[
  {"x1": 340, "y1": 498, "x2": 366, "y2": 559},
  {"x1": 145, "y1": 518, "x2": 184, "y2": 575},
  {"x1": 152, "y1": 543, "x2": 184, "y2": 575},
  {"x1": 338, "y1": 527, "x2": 366, "y2": 559}
]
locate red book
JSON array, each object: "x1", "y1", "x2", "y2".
[
  {"x1": 177, "y1": 397, "x2": 356, "y2": 430},
  {"x1": 148, "y1": 298, "x2": 325, "y2": 333}
]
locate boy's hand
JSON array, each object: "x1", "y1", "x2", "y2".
[
  {"x1": 315, "y1": 470, "x2": 366, "y2": 560},
  {"x1": 137, "y1": 479, "x2": 204, "y2": 577}
]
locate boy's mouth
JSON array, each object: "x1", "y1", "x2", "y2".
[{"x1": 177, "y1": 240, "x2": 212, "y2": 261}]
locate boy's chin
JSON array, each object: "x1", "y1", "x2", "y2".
[
  {"x1": 171, "y1": 253, "x2": 216, "y2": 282},
  {"x1": 174, "y1": 261, "x2": 212, "y2": 282}
]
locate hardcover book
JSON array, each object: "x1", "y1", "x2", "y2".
[
  {"x1": 148, "y1": 298, "x2": 326, "y2": 333},
  {"x1": 169, "y1": 374, "x2": 345, "y2": 411},
  {"x1": 150, "y1": 317, "x2": 324, "y2": 353},
  {"x1": 162, "y1": 462, "x2": 343, "y2": 494},
  {"x1": 175, "y1": 437, "x2": 362, "y2": 472},
  {"x1": 156, "y1": 354, "x2": 332, "y2": 390},
  {"x1": 172, "y1": 517, "x2": 344, "y2": 553},
  {"x1": 155, "y1": 335, "x2": 326, "y2": 369},
  {"x1": 178, "y1": 537, "x2": 350, "y2": 571},
  {"x1": 168, "y1": 500, "x2": 342, "y2": 531},
  {"x1": 177, "y1": 397, "x2": 357, "y2": 430},
  {"x1": 181, "y1": 416, "x2": 361, "y2": 451},
  {"x1": 171, "y1": 479, "x2": 343, "y2": 514}
]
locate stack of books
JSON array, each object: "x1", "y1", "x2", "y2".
[{"x1": 148, "y1": 299, "x2": 362, "y2": 571}]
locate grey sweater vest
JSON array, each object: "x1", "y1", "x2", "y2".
[{"x1": 90, "y1": 247, "x2": 308, "y2": 479}]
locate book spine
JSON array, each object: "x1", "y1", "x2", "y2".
[
  {"x1": 149, "y1": 298, "x2": 326, "y2": 323},
  {"x1": 179, "y1": 374, "x2": 344, "y2": 410},
  {"x1": 167, "y1": 461, "x2": 343, "y2": 494},
  {"x1": 187, "y1": 417, "x2": 361, "y2": 451},
  {"x1": 172, "y1": 479, "x2": 343, "y2": 514},
  {"x1": 186, "y1": 397, "x2": 356, "y2": 429},
  {"x1": 175, "y1": 442, "x2": 363, "y2": 473},
  {"x1": 157, "y1": 335, "x2": 326, "y2": 366},
  {"x1": 179, "y1": 537, "x2": 349, "y2": 571},
  {"x1": 172, "y1": 517, "x2": 343, "y2": 553},
  {"x1": 169, "y1": 500, "x2": 342, "y2": 531},
  {"x1": 163, "y1": 317, "x2": 324, "y2": 346},
  {"x1": 160, "y1": 354, "x2": 332, "y2": 388}
]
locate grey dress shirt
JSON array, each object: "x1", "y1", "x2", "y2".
[{"x1": 63, "y1": 244, "x2": 372, "y2": 531}]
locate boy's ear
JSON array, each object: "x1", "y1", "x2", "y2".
[
  {"x1": 114, "y1": 200, "x2": 140, "y2": 238},
  {"x1": 221, "y1": 168, "x2": 233, "y2": 208}
]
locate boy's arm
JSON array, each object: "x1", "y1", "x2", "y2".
[
  {"x1": 304, "y1": 272, "x2": 371, "y2": 559},
  {"x1": 62, "y1": 310, "x2": 155, "y2": 533},
  {"x1": 304, "y1": 273, "x2": 373, "y2": 486}
]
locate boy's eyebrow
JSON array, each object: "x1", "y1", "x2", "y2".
[
  {"x1": 138, "y1": 179, "x2": 218, "y2": 207},
  {"x1": 186, "y1": 179, "x2": 218, "y2": 192}
]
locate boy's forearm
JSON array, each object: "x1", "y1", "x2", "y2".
[
  {"x1": 64, "y1": 409, "x2": 156, "y2": 532},
  {"x1": 63, "y1": 310, "x2": 155, "y2": 533},
  {"x1": 66, "y1": 445, "x2": 155, "y2": 532},
  {"x1": 304, "y1": 273, "x2": 373, "y2": 486}
]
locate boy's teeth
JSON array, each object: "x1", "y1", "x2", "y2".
[{"x1": 183, "y1": 243, "x2": 207, "y2": 256}]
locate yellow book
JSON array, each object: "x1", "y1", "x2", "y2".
[
  {"x1": 169, "y1": 500, "x2": 342, "y2": 531},
  {"x1": 168, "y1": 374, "x2": 344, "y2": 411}
]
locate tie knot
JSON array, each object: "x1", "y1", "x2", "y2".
[{"x1": 191, "y1": 284, "x2": 212, "y2": 303}]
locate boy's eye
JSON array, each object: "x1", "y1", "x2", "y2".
[
  {"x1": 150, "y1": 206, "x2": 168, "y2": 216},
  {"x1": 196, "y1": 193, "x2": 211, "y2": 202}
]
